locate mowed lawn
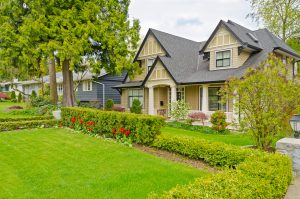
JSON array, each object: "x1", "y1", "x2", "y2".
[
  {"x1": 161, "y1": 126, "x2": 254, "y2": 146},
  {"x1": 0, "y1": 128, "x2": 208, "y2": 199},
  {"x1": 0, "y1": 101, "x2": 27, "y2": 118}
]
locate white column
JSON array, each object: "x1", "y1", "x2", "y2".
[
  {"x1": 148, "y1": 86, "x2": 155, "y2": 115},
  {"x1": 232, "y1": 90, "x2": 239, "y2": 122},
  {"x1": 171, "y1": 85, "x2": 177, "y2": 103},
  {"x1": 202, "y1": 85, "x2": 208, "y2": 112}
]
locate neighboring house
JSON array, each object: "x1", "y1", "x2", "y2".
[
  {"x1": 114, "y1": 20, "x2": 300, "y2": 120},
  {"x1": 0, "y1": 79, "x2": 23, "y2": 96},
  {"x1": 76, "y1": 71, "x2": 127, "y2": 106}
]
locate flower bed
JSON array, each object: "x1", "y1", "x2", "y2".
[
  {"x1": 150, "y1": 135, "x2": 292, "y2": 199},
  {"x1": 61, "y1": 107, "x2": 165, "y2": 145}
]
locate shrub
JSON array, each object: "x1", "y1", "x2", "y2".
[
  {"x1": 170, "y1": 100, "x2": 189, "y2": 121},
  {"x1": 0, "y1": 119, "x2": 57, "y2": 131},
  {"x1": 29, "y1": 97, "x2": 52, "y2": 107},
  {"x1": 188, "y1": 112, "x2": 207, "y2": 125},
  {"x1": 31, "y1": 90, "x2": 37, "y2": 99},
  {"x1": 61, "y1": 107, "x2": 165, "y2": 144},
  {"x1": 130, "y1": 99, "x2": 142, "y2": 114},
  {"x1": 17, "y1": 93, "x2": 22, "y2": 102},
  {"x1": 10, "y1": 91, "x2": 16, "y2": 102},
  {"x1": 111, "y1": 127, "x2": 132, "y2": 147},
  {"x1": 150, "y1": 135, "x2": 292, "y2": 199},
  {"x1": 0, "y1": 92, "x2": 9, "y2": 99},
  {"x1": 105, "y1": 99, "x2": 114, "y2": 111},
  {"x1": 210, "y1": 110, "x2": 228, "y2": 133},
  {"x1": 0, "y1": 116, "x2": 54, "y2": 122}
]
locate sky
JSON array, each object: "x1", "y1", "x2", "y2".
[{"x1": 129, "y1": 0, "x2": 262, "y2": 42}]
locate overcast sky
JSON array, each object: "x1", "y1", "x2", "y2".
[{"x1": 129, "y1": 0, "x2": 262, "y2": 41}]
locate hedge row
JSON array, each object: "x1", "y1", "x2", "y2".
[
  {"x1": 0, "y1": 115, "x2": 54, "y2": 122},
  {"x1": 0, "y1": 120, "x2": 57, "y2": 131},
  {"x1": 151, "y1": 135, "x2": 292, "y2": 199},
  {"x1": 61, "y1": 107, "x2": 165, "y2": 144}
]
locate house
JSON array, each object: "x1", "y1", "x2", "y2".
[{"x1": 114, "y1": 20, "x2": 300, "y2": 120}]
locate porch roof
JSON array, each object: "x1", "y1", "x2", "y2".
[{"x1": 113, "y1": 81, "x2": 143, "y2": 89}]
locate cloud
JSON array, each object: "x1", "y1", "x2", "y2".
[
  {"x1": 129, "y1": 0, "x2": 260, "y2": 41},
  {"x1": 176, "y1": 17, "x2": 202, "y2": 27}
]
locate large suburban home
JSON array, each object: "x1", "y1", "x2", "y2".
[{"x1": 114, "y1": 20, "x2": 300, "y2": 120}]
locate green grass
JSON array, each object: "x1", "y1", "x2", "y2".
[
  {"x1": 161, "y1": 126, "x2": 254, "y2": 146},
  {"x1": 0, "y1": 128, "x2": 208, "y2": 199},
  {"x1": 0, "y1": 101, "x2": 29, "y2": 118}
]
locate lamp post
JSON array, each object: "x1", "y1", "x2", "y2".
[{"x1": 289, "y1": 114, "x2": 300, "y2": 139}]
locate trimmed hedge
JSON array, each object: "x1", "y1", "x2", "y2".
[
  {"x1": 0, "y1": 120, "x2": 57, "y2": 131},
  {"x1": 151, "y1": 135, "x2": 292, "y2": 199},
  {"x1": 167, "y1": 121, "x2": 230, "y2": 134},
  {"x1": 0, "y1": 116, "x2": 54, "y2": 122},
  {"x1": 61, "y1": 107, "x2": 165, "y2": 144}
]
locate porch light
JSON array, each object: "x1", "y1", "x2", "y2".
[{"x1": 289, "y1": 115, "x2": 300, "y2": 139}]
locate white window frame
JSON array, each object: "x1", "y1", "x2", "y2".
[
  {"x1": 176, "y1": 87, "x2": 185, "y2": 101},
  {"x1": 57, "y1": 83, "x2": 63, "y2": 95},
  {"x1": 82, "y1": 80, "x2": 93, "y2": 92},
  {"x1": 215, "y1": 49, "x2": 232, "y2": 68}
]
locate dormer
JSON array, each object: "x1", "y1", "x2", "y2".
[
  {"x1": 200, "y1": 20, "x2": 262, "y2": 71},
  {"x1": 130, "y1": 30, "x2": 167, "y2": 81}
]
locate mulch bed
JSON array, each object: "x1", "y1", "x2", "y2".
[{"x1": 133, "y1": 143, "x2": 217, "y2": 173}]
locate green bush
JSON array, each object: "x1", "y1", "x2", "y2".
[
  {"x1": 29, "y1": 97, "x2": 52, "y2": 107},
  {"x1": 8, "y1": 105, "x2": 57, "y2": 116},
  {"x1": 10, "y1": 91, "x2": 16, "y2": 102},
  {"x1": 170, "y1": 100, "x2": 189, "y2": 121},
  {"x1": 0, "y1": 116, "x2": 54, "y2": 122},
  {"x1": 61, "y1": 107, "x2": 165, "y2": 144},
  {"x1": 150, "y1": 135, "x2": 292, "y2": 199},
  {"x1": 0, "y1": 119, "x2": 57, "y2": 131},
  {"x1": 130, "y1": 99, "x2": 142, "y2": 114},
  {"x1": 31, "y1": 90, "x2": 37, "y2": 99},
  {"x1": 105, "y1": 99, "x2": 114, "y2": 111},
  {"x1": 17, "y1": 93, "x2": 22, "y2": 103},
  {"x1": 210, "y1": 110, "x2": 229, "y2": 133}
]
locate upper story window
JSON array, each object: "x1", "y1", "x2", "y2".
[
  {"x1": 83, "y1": 80, "x2": 92, "y2": 91},
  {"x1": 147, "y1": 58, "x2": 155, "y2": 73},
  {"x1": 216, "y1": 50, "x2": 231, "y2": 67}
]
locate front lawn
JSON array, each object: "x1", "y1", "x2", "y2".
[
  {"x1": 161, "y1": 126, "x2": 254, "y2": 146},
  {"x1": 0, "y1": 101, "x2": 28, "y2": 118},
  {"x1": 0, "y1": 128, "x2": 208, "y2": 199}
]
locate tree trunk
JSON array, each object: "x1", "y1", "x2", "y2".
[
  {"x1": 62, "y1": 59, "x2": 75, "y2": 107},
  {"x1": 48, "y1": 58, "x2": 58, "y2": 104}
]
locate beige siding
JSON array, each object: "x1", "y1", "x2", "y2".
[
  {"x1": 121, "y1": 89, "x2": 128, "y2": 108},
  {"x1": 228, "y1": 98, "x2": 233, "y2": 112},
  {"x1": 149, "y1": 61, "x2": 171, "y2": 81},
  {"x1": 154, "y1": 87, "x2": 168, "y2": 114},
  {"x1": 206, "y1": 25, "x2": 250, "y2": 70},
  {"x1": 144, "y1": 88, "x2": 149, "y2": 114},
  {"x1": 185, "y1": 85, "x2": 199, "y2": 110},
  {"x1": 130, "y1": 34, "x2": 166, "y2": 82}
]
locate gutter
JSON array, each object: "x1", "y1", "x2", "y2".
[{"x1": 92, "y1": 80, "x2": 105, "y2": 110}]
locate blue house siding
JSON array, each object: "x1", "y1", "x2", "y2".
[{"x1": 76, "y1": 72, "x2": 126, "y2": 106}]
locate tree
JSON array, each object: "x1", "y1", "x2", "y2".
[
  {"x1": 17, "y1": 92, "x2": 22, "y2": 103},
  {"x1": 220, "y1": 54, "x2": 300, "y2": 150},
  {"x1": 247, "y1": 0, "x2": 300, "y2": 42},
  {"x1": 105, "y1": 99, "x2": 114, "y2": 111}
]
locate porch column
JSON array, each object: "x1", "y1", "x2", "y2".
[
  {"x1": 148, "y1": 86, "x2": 155, "y2": 115},
  {"x1": 171, "y1": 85, "x2": 176, "y2": 102},
  {"x1": 202, "y1": 85, "x2": 208, "y2": 112},
  {"x1": 232, "y1": 90, "x2": 239, "y2": 122}
]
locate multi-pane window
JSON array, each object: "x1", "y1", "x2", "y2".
[
  {"x1": 216, "y1": 50, "x2": 231, "y2": 67},
  {"x1": 128, "y1": 89, "x2": 144, "y2": 107},
  {"x1": 176, "y1": 87, "x2": 185, "y2": 101},
  {"x1": 83, "y1": 80, "x2": 92, "y2": 91},
  {"x1": 57, "y1": 84, "x2": 63, "y2": 95},
  {"x1": 208, "y1": 87, "x2": 226, "y2": 111},
  {"x1": 147, "y1": 58, "x2": 155, "y2": 73}
]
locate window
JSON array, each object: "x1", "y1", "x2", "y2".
[
  {"x1": 208, "y1": 87, "x2": 226, "y2": 111},
  {"x1": 176, "y1": 87, "x2": 185, "y2": 101},
  {"x1": 57, "y1": 84, "x2": 63, "y2": 95},
  {"x1": 216, "y1": 50, "x2": 231, "y2": 67},
  {"x1": 83, "y1": 80, "x2": 92, "y2": 91},
  {"x1": 147, "y1": 58, "x2": 155, "y2": 73},
  {"x1": 128, "y1": 89, "x2": 144, "y2": 107}
]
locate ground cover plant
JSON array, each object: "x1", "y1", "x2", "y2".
[{"x1": 0, "y1": 128, "x2": 209, "y2": 199}]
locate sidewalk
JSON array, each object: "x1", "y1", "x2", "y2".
[{"x1": 285, "y1": 177, "x2": 300, "y2": 199}]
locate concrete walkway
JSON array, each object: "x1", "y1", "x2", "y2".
[{"x1": 285, "y1": 177, "x2": 300, "y2": 199}]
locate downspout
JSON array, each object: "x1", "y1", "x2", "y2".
[{"x1": 92, "y1": 80, "x2": 105, "y2": 110}]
